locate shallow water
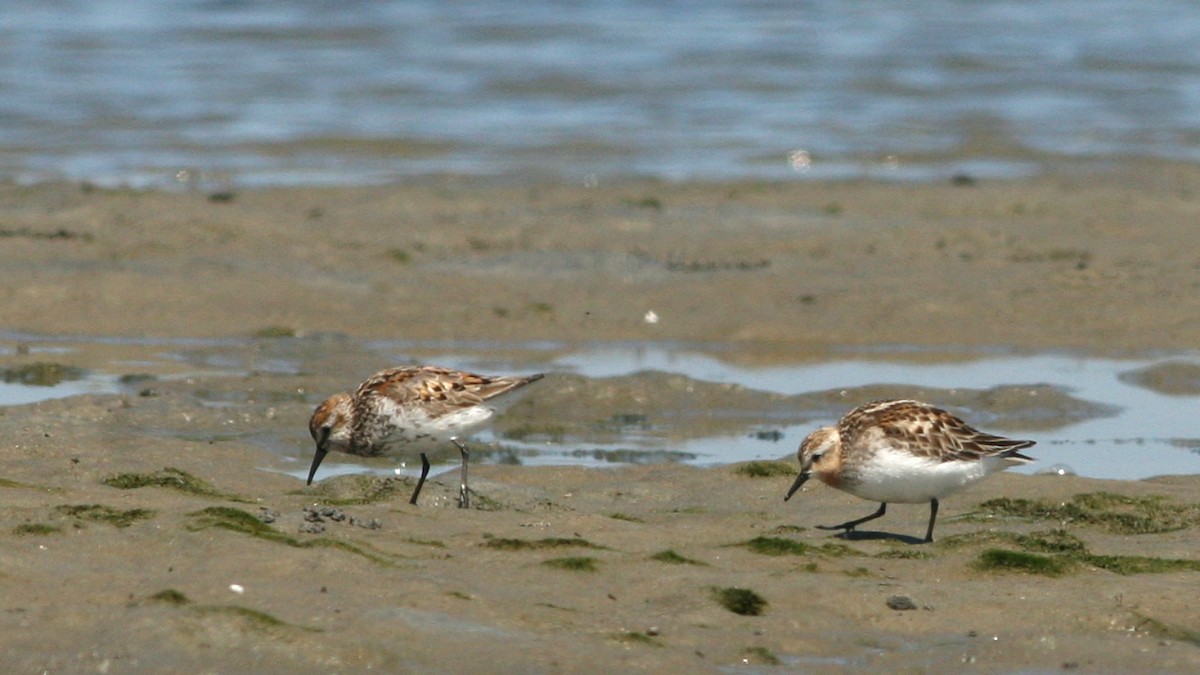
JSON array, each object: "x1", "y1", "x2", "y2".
[
  {"x1": 3, "y1": 1, "x2": 1200, "y2": 187},
  {"x1": 0, "y1": 371, "x2": 120, "y2": 406},
  {"x1": 436, "y1": 347, "x2": 1200, "y2": 480},
  {"x1": 1, "y1": 334, "x2": 1196, "y2": 481}
]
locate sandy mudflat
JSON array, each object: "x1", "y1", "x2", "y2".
[
  {"x1": 1, "y1": 162, "x2": 1199, "y2": 672},
  {"x1": 2, "y1": 161, "x2": 1199, "y2": 352}
]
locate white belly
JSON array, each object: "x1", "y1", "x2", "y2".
[
  {"x1": 840, "y1": 449, "x2": 1013, "y2": 503},
  {"x1": 372, "y1": 404, "x2": 496, "y2": 452}
]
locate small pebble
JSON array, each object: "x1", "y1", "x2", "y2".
[
  {"x1": 298, "y1": 522, "x2": 325, "y2": 534},
  {"x1": 304, "y1": 505, "x2": 347, "y2": 522},
  {"x1": 886, "y1": 595, "x2": 918, "y2": 611}
]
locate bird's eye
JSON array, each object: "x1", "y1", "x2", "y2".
[{"x1": 811, "y1": 451, "x2": 824, "y2": 461}]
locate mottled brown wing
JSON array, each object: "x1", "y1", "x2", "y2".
[
  {"x1": 356, "y1": 366, "x2": 541, "y2": 419},
  {"x1": 843, "y1": 399, "x2": 1035, "y2": 463}
]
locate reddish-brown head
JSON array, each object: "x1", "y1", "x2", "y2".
[
  {"x1": 783, "y1": 426, "x2": 842, "y2": 501},
  {"x1": 306, "y1": 393, "x2": 354, "y2": 485}
]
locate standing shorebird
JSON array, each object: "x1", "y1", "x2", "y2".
[
  {"x1": 307, "y1": 366, "x2": 544, "y2": 508},
  {"x1": 784, "y1": 399, "x2": 1035, "y2": 542}
]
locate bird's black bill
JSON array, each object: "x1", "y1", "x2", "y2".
[
  {"x1": 306, "y1": 428, "x2": 332, "y2": 486},
  {"x1": 783, "y1": 471, "x2": 810, "y2": 501},
  {"x1": 306, "y1": 447, "x2": 327, "y2": 486}
]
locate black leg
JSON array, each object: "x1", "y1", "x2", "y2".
[
  {"x1": 817, "y1": 502, "x2": 888, "y2": 534},
  {"x1": 452, "y1": 438, "x2": 470, "y2": 509},
  {"x1": 409, "y1": 452, "x2": 431, "y2": 505},
  {"x1": 924, "y1": 498, "x2": 939, "y2": 543}
]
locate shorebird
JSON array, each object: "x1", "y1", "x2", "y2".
[
  {"x1": 307, "y1": 366, "x2": 544, "y2": 508},
  {"x1": 784, "y1": 399, "x2": 1035, "y2": 542}
]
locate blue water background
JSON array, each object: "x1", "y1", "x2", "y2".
[{"x1": 3, "y1": 1, "x2": 1200, "y2": 187}]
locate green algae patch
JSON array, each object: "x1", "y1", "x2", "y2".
[
  {"x1": 741, "y1": 646, "x2": 782, "y2": 665},
  {"x1": 141, "y1": 589, "x2": 320, "y2": 633},
  {"x1": 975, "y1": 549, "x2": 1073, "y2": 577},
  {"x1": 1082, "y1": 554, "x2": 1200, "y2": 576},
  {"x1": 186, "y1": 506, "x2": 397, "y2": 566},
  {"x1": 148, "y1": 589, "x2": 191, "y2": 606},
  {"x1": 198, "y1": 605, "x2": 314, "y2": 631},
  {"x1": 613, "y1": 631, "x2": 664, "y2": 648},
  {"x1": 940, "y1": 529, "x2": 1087, "y2": 555},
  {"x1": 252, "y1": 325, "x2": 297, "y2": 339},
  {"x1": 295, "y1": 537, "x2": 397, "y2": 565},
  {"x1": 2, "y1": 362, "x2": 85, "y2": 386},
  {"x1": 734, "y1": 461, "x2": 794, "y2": 478},
  {"x1": 975, "y1": 492, "x2": 1200, "y2": 534},
  {"x1": 608, "y1": 512, "x2": 644, "y2": 523},
  {"x1": 172, "y1": 601, "x2": 320, "y2": 634},
  {"x1": 875, "y1": 548, "x2": 933, "y2": 560},
  {"x1": 0, "y1": 476, "x2": 58, "y2": 491},
  {"x1": 712, "y1": 587, "x2": 768, "y2": 616},
  {"x1": 56, "y1": 504, "x2": 155, "y2": 528},
  {"x1": 739, "y1": 536, "x2": 859, "y2": 557},
  {"x1": 104, "y1": 467, "x2": 247, "y2": 502},
  {"x1": 467, "y1": 492, "x2": 505, "y2": 511},
  {"x1": 742, "y1": 536, "x2": 811, "y2": 556},
  {"x1": 13, "y1": 523, "x2": 62, "y2": 536},
  {"x1": 482, "y1": 536, "x2": 600, "y2": 551},
  {"x1": 301, "y1": 475, "x2": 408, "y2": 505},
  {"x1": 188, "y1": 506, "x2": 284, "y2": 540},
  {"x1": 650, "y1": 549, "x2": 706, "y2": 566},
  {"x1": 950, "y1": 528, "x2": 1200, "y2": 577},
  {"x1": 405, "y1": 536, "x2": 446, "y2": 548},
  {"x1": 1131, "y1": 613, "x2": 1200, "y2": 647},
  {"x1": 813, "y1": 542, "x2": 862, "y2": 557},
  {"x1": 543, "y1": 556, "x2": 598, "y2": 572},
  {"x1": 937, "y1": 530, "x2": 1020, "y2": 549},
  {"x1": 1013, "y1": 529, "x2": 1089, "y2": 554}
]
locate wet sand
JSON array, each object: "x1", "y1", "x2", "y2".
[
  {"x1": 3, "y1": 161, "x2": 1199, "y2": 353},
  {"x1": 2, "y1": 162, "x2": 1200, "y2": 672}
]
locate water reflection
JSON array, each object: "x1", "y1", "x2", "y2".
[{"x1": 0, "y1": 362, "x2": 118, "y2": 405}]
